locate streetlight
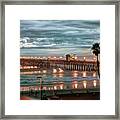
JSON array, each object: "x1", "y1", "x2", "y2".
[{"x1": 37, "y1": 76, "x2": 42, "y2": 100}]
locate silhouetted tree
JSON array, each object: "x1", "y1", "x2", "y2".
[{"x1": 91, "y1": 43, "x2": 100, "y2": 78}]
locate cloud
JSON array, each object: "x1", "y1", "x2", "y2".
[{"x1": 20, "y1": 20, "x2": 100, "y2": 55}]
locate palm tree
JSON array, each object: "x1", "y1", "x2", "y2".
[{"x1": 91, "y1": 43, "x2": 100, "y2": 78}]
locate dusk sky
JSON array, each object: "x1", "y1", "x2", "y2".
[{"x1": 20, "y1": 20, "x2": 100, "y2": 56}]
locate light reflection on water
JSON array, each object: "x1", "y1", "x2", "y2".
[{"x1": 20, "y1": 71, "x2": 98, "y2": 82}]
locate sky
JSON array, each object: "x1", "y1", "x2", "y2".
[{"x1": 20, "y1": 20, "x2": 100, "y2": 56}]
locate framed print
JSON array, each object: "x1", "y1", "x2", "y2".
[{"x1": 0, "y1": 0, "x2": 119, "y2": 119}]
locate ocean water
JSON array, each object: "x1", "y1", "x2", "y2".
[
  {"x1": 20, "y1": 71, "x2": 99, "y2": 84},
  {"x1": 20, "y1": 20, "x2": 100, "y2": 56}
]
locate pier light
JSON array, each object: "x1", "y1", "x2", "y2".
[
  {"x1": 83, "y1": 71, "x2": 86, "y2": 77},
  {"x1": 74, "y1": 83, "x2": 78, "y2": 89},
  {"x1": 58, "y1": 68, "x2": 64, "y2": 73},
  {"x1": 31, "y1": 66, "x2": 33, "y2": 68},
  {"x1": 84, "y1": 57, "x2": 86, "y2": 60},
  {"x1": 93, "y1": 80, "x2": 97, "y2": 87},
  {"x1": 53, "y1": 69, "x2": 57, "y2": 73},
  {"x1": 43, "y1": 70, "x2": 47, "y2": 74},
  {"x1": 74, "y1": 56, "x2": 78, "y2": 60},
  {"x1": 60, "y1": 84, "x2": 64, "y2": 89},
  {"x1": 54, "y1": 86, "x2": 57, "y2": 90},
  {"x1": 72, "y1": 81, "x2": 78, "y2": 89},
  {"x1": 59, "y1": 56, "x2": 63, "y2": 59},
  {"x1": 83, "y1": 81, "x2": 87, "y2": 88},
  {"x1": 93, "y1": 72, "x2": 96, "y2": 77},
  {"x1": 43, "y1": 57, "x2": 47, "y2": 59},
  {"x1": 73, "y1": 71, "x2": 78, "y2": 73},
  {"x1": 54, "y1": 56, "x2": 56, "y2": 59},
  {"x1": 73, "y1": 72, "x2": 78, "y2": 77}
]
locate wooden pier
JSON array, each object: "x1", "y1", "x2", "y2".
[{"x1": 20, "y1": 57, "x2": 98, "y2": 71}]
